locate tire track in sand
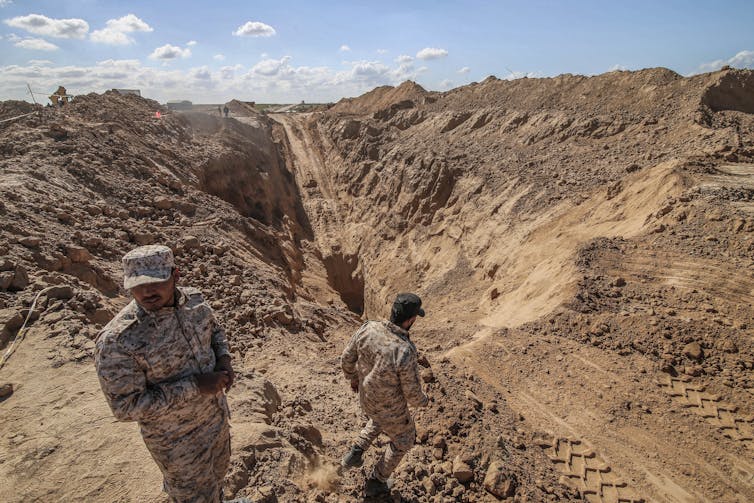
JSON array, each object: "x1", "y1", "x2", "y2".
[
  {"x1": 534, "y1": 434, "x2": 645, "y2": 503},
  {"x1": 656, "y1": 375, "x2": 754, "y2": 451}
]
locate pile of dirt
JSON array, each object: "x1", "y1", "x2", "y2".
[
  {"x1": 0, "y1": 100, "x2": 41, "y2": 121},
  {"x1": 329, "y1": 80, "x2": 431, "y2": 116},
  {"x1": 2, "y1": 67, "x2": 754, "y2": 503},
  {"x1": 226, "y1": 99, "x2": 261, "y2": 117}
]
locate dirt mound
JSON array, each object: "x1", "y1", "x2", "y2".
[
  {"x1": 0, "y1": 100, "x2": 41, "y2": 121},
  {"x1": 329, "y1": 80, "x2": 430, "y2": 116},
  {"x1": 2, "y1": 67, "x2": 754, "y2": 502},
  {"x1": 701, "y1": 68, "x2": 754, "y2": 114},
  {"x1": 226, "y1": 99, "x2": 260, "y2": 117}
]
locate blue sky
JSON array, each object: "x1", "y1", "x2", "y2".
[{"x1": 1, "y1": 0, "x2": 753, "y2": 103}]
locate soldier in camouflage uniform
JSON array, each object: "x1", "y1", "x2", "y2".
[
  {"x1": 340, "y1": 293, "x2": 429, "y2": 496},
  {"x1": 95, "y1": 245, "x2": 235, "y2": 503}
]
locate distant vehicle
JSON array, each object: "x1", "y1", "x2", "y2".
[{"x1": 166, "y1": 100, "x2": 193, "y2": 111}]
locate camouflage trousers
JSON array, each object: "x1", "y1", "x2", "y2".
[
  {"x1": 142, "y1": 408, "x2": 231, "y2": 503},
  {"x1": 355, "y1": 414, "x2": 416, "y2": 482}
]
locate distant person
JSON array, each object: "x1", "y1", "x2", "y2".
[
  {"x1": 217, "y1": 105, "x2": 222, "y2": 116},
  {"x1": 223, "y1": 105, "x2": 229, "y2": 118},
  {"x1": 340, "y1": 293, "x2": 429, "y2": 497},
  {"x1": 94, "y1": 245, "x2": 235, "y2": 502}
]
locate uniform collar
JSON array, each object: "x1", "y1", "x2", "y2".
[{"x1": 384, "y1": 320, "x2": 410, "y2": 340}]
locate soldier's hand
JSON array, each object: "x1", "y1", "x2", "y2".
[
  {"x1": 215, "y1": 355, "x2": 235, "y2": 391},
  {"x1": 196, "y1": 372, "x2": 230, "y2": 394}
]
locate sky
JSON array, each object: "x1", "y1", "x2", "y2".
[{"x1": 1, "y1": 0, "x2": 753, "y2": 104}]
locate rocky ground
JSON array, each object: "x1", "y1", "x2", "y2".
[{"x1": 1, "y1": 67, "x2": 754, "y2": 502}]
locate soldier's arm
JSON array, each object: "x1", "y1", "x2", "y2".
[
  {"x1": 210, "y1": 315, "x2": 231, "y2": 359},
  {"x1": 341, "y1": 335, "x2": 359, "y2": 382},
  {"x1": 341, "y1": 323, "x2": 368, "y2": 382},
  {"x1": 397, "y1": 347, "x2": 429, "y2": 408},
  {"x1": 95, "y1": 337, "x2": 199, "y2": 422}
]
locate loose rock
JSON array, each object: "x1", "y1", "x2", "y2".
[{"x1": 483, "y1": 460, "x2": 517, "y2": 499}]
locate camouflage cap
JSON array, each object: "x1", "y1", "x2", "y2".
[{"x1": 122, "y1": 245, "x2": 175, "y2": 290}]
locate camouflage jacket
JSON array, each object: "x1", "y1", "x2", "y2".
[
  {"x1": 94, "y1": 287, "x2": 231, "y2": 438},
  {"x1": 341, "y1": 320, "x2": 428, "y2": 420}
]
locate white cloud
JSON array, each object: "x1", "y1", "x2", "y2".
[
  {"x1": 90, "y1": 29, "x2": 130, "y2": 45},
  {"x1": 0, "y1": 0, "x2": 13, "y2": 7},
  {"x1": 220, "y1": 64, "x2": 243, "y2": 80},
  {"x1": 233, "y1": 21, "x2": 275, "y2": 37},
  {"x1": 698, "y1": 50, "x2": 754, "y2": 73},
  {"x1": 191, "y1": 66, "x2": 211, "y2": 79},
  {"x1": 440, "y1": 79, "x2": 453, "y2": 89},
  {"x1": 104, "y1": 14, "x2": 151, "y2": 33},
  {"x1": 350, "y1": 60, "x2": 389, "y2": 79},
  {"x1": 213, "y1": 54, "x2": 225, "y2": 61},
  {"x1": 607, "y1": 64, "x2": 627, "y2": 72},
  {"x1": 252, "y1": 56, "x2": 291, "y2": 76},
  {"x1": 504, "y1": 70, "x2": 541, "y2": 80},
  {"x1": 28, "y1": 59, "x2": 53, "y2": 65},
  {"x1": 395, "y1": 54, "x2": 413, "y2": 64},
  {"x1": 149, "y1": 44, "x2": 191, "y2": 60},
  {"x1": 187, "y1": 40, "x2": 197, "y2": 46},
  {"x1": 416, "y1": 47, "x2": 448, "y2": 60},
  {"x1": 0, "y1": 55, "x2": 437, "y2": 104},
  {"x1": 458, "y1": 66, "x2": 470, "y2": 74},
  {"x1": 376, "y1": 49, "x2": 388, "y2": 55},
  {"x1": 4, "y1": 13, "x2": 88, "y2": 39},
  {"x1": 90, "y1": 14, "x2": 152, "y2": 45},
  {"x1": 340, "y1": 44, "x2": 351, "y2": 52},
  {"x1": 728, "y1": 50, "x2": 754, "y2": 67},
  {"x1": 15, "y1": 37, "x2": 58, "y2": 51},
  {"x1": 188, "y1": 66, "x2": 212, "y2": 88}
]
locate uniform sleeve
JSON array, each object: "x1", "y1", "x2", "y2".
[
  {"x1": 95, "y1": 336, "x2": 199, "y2": 422},
  {"x1": 397, "y1": 347, "x2": 429, "y2": 408},
  {"x1": 210, "y1": 315, "x2": 231, "y2": 359},
  {"x1": 192, "y1": 292, "x2": 231, "y2": 360},
  {"x1": 341, "y1": 324, "x2": 367, "y2": 382}
]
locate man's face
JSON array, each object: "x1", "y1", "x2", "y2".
[{"x1": 130, "y1": 270, "x2": 177, "y2": 311}]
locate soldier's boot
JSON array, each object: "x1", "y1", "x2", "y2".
[
  {"x1": 340, "y1": 445, "x2": 364, "y2": 470},
  {"x1": 364, "y1": 477, "x2": 393, "y2": 497}
]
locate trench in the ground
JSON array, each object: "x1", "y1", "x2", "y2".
[
  {"x1": 269, "y1": 114, "x2": 369, "y2": 314},
  {"x1": 189, "y1": 114, "x2": 367, "y2": 314},
  {"x1": 322, "y1": 251, "x2": 365, "y2": 314}
]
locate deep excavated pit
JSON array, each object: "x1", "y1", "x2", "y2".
[{"x1": 322, "y1": 251, "x2": 365, "y2": 315}]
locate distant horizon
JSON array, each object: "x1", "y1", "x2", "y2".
[
  {"x1": 1, "y1": 1, "x2": 752, "y2": 104},
  {"x1": 9, "y1": 64, "x2": 748, "y2": 108}
]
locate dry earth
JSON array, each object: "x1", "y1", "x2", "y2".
[{"x1": 1, "y1": 67, "x2": 754, "y2": 503}]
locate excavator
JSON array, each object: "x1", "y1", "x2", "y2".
[{"x1": 49, "y1": 86, "x2": 73, "y2": 106}]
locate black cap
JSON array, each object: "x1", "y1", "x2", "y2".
[{"x1": 391, "y1": 293, "x2": 425, "y2": 324}]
